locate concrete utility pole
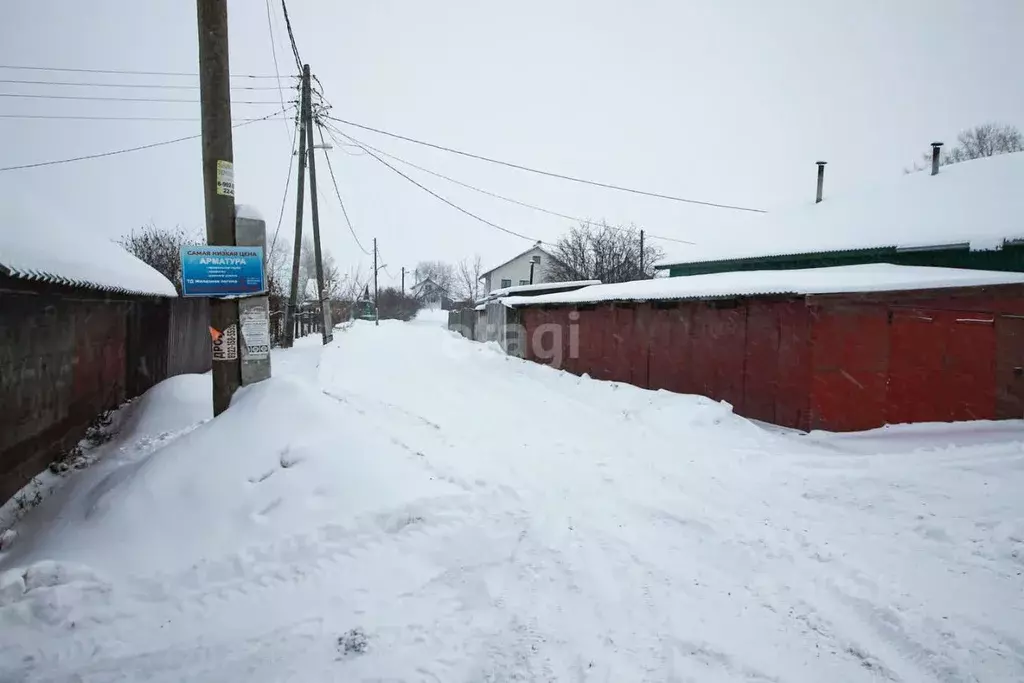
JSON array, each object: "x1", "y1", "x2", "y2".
[
  {"x1": 303, "y1": 67, "x2": 333, "y2": 345},
  {"x1": 639, "y1": 229, "x2": 645, "y2": 277},
  {"x1": 197, "y1": 0, "x2": 240, "y2": 416},
  {"x1": 283, "y1": 65, "x2": 310, "y2": 348},
  {"x1": 373, "y1": 237, "x2": 379, "y2": 326}
]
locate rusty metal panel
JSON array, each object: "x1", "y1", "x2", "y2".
[
  {"x1": 776, "y1": 302, "x2": 812, "y2": 431},
  {"x1": 810, "y1": 304, "x2": 889, "y2": 431},
  {"x1": 996, "y1": 316, "x2": 1024, "y2": 419},
  {"x1": 886, "y1": 309, "x2": 946, "y2": 424},
  {"x1": 743, "y1": 301, "x2": 781, "y2": 424},
  {"x1": 646, "y1": 305, "x2": 676, "y2": 391},
  {"x1": 945, "y1": 314, "x2": 996, "y2": 421},
  {"x1": 689, "y1": 303, "x2": 746, "y2": 410},
  {"x1": 604, "y1": 305, "x2": 630, "y2": 383},
  {"x1": 592, "y1": 306, "x2": 618, "y2": 382},
  {"x1": 887, "y1": 309, "x2": 996, "y2": 424}
]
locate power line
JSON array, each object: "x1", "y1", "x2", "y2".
[
  {"x1": 0, "y1": 64, "x2": 286, "y2": 79},
  {"x1": 263, "y1": 0, "x2": 292, "y2": 136},
  {"x1": 270, "y1": 117, "x2": 300, "y2": 254},
  {"x1": 330, "y1": 125, "x2": 697, "y2": 246},
  {"x1": 327, "y1": 115, "x2": 767, "y2": 213},
  {"x1": 0, "y1": 114, "x2": 284, "y2": 122},
  {"x1": 325, "y1": 125, "x2": 538, "y2": 242},
  {"x1": 0, "y1": 92, "x2": 285, "y2": 104},
  {"x1": 0, "y1": 78, "x2": 288, "y2": 90},
  {"x1": 279, "y1": 0, "x2": 303, "y2": 72},
  {"x1": 316, "y1": 122, "x2": 371, "y2": 256},
  {"x1": 0, "y1": 106, "x2": 293, "y2": 172}
]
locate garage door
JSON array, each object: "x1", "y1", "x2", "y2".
[{"x1": 886, "y1": 309, "x2": 995, "y2": 424}]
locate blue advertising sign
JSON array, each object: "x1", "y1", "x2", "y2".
[{"x1": 180, "y1": 245, "x2": 265, "y2": 298}]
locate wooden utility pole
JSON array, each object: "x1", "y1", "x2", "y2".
[
  {"x1": 303, "y1": 66, "x2": 332, "y2": 345},
  {"x1": 197, "y1": 0, "x2": 240, "y2": 416},
  {"x1": 639, "y1": 229, "x2": 645, "y2": 278},
  {"x1": 283, "y1": 66, "x2": 310, "y2": 347},
  {"x1": 373, "y1": 237, "x2": 379, "y2": 326},
  {"x1": 401, "y1": 266, "x2": 405, "y2": 296}
]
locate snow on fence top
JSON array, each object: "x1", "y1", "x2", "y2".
[
  {"x1": 0, "y1": 203, "x2": 177, "y2": 297},
  {"x1": 657, "y1": 151, "x2": 1024, "y2": 267},
  {"x1": 503, "y1": 264, "x2": 1024, "y2": 307},
  {"x1": 486, "y1": 279, "x2": 601, "y2": 299}
]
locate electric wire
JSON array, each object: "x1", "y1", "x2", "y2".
[
  {"x1": 0, "y1": 105, "x2": 293, "y2": 172},
  {"x1": 264, "y1": 0, "x2": 294, "y2": 135},
  {"x1": 326, "y1": 115, "x2": 766, "y2": 213},
  {"x1": 279, "y1": 0, "x2": 303, "y2": 72},
  {"x1": 0, "y1": 92, "x2": 285, "y2": 104},
  {"x1": 332, "y1": 126, "x2": 696, "y2": 246},
  {"x1": 0, "y1": 64, "x2": 286, "y2": 79},
  {"x1": 0, "y1": 114, "x2": 284, "y2": 122},
  {"x1": 270, "y1": 115, "x2": 301, "y2": 254},
  {"x1": 325, "y1": 125, "x2": 538, "y2": 242},
  {"x1": 0, "y1": 78, "x2": 287, "y2": 90},
  {"x1": 315, "y1": 122, "x2": 371, "y2": 255}
]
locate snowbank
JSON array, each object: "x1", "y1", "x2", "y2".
[
  {"x1": 659, "y1": 151, "x2": 1024, "y2": 267},
  {"x1": 0, "y1": 373, "x2": 458, "y2": 578}
]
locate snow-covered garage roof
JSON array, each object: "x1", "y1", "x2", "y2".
[
  {"x1": 657, "y1": 151, "x2": 1024, "y2": 268},
  {"x1": 0, "y1": 202, "x2": 177, "y2": 297},
  {"x1": 503, "y1": 264, "x2": 1024, "y2": 307},
  {"x1": 485, "y1": 279, "x2": 600, "y2": 299}
]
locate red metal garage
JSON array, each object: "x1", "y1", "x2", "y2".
[{"x1": 508, "y1": 265, "x2": 1024, "y2": 432}]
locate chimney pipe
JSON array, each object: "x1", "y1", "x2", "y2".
[
  {"x1": 815, "y1": 161, "x2": 827, "y2": 203},
  {"x1": 931, "y1": 142, "x2": 943, "y2": 176}
]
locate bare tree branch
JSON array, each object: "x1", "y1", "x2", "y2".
[{"x1": 547, "y1": 221, "x2": 663, "y2": 283}]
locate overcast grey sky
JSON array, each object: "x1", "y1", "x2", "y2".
[{"x1": 2, "y1": 1, "x2": 1022, "y2": 285}]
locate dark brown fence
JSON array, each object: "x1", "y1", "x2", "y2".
[{"x1": 0, "y1": 277, "x2": 210, "y2": 504}]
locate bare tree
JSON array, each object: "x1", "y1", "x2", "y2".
[
  {"x1": 413, "y1": 260, "x2": 456, "y2": 296},
  {"x1": 547, "y1": 221, "x2": 663, "y2": 283},
  {"x1": 456, "y1": 254, "x2": 483, "y2": 302},
  {"x1": 296, "y1": 237, "x2": 341, "y2": 300},
  {"x1": 907, "y1": 122, "x2": 1023, "y2": 172},
  {"x1": 118, "y1": 225, "x2": 198, "y2": 293}
]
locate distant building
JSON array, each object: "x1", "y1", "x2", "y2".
[
  {"x1": 479, "y1": 242, "x2": 557, "y2": 295},
  {"x1": 410, "y1": 277, "x2": 454, "y2": 311}
]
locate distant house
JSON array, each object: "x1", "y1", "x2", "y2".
[
  {"x1": 656, "y1": 152, "x2": 1024, "y2": 277},
  {"x1": 479, "y1": 242, "x2": 558, "y2": 295},
  {"x1": 0, "y1": 206, "x2": 210, "y2": 504},
  {"x1": 410, "y1": 277, "x2": 454, "y2": 311}
]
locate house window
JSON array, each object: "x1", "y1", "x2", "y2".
[
  {"x1": 519, "y1": 279, "x2": 530, "y2": 286},
  {"x1": 500, "y1": 278, "x2": 512, "y2": 288}
]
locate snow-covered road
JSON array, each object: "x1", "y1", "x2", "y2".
[{"x1": 2, "y1": 319, "x2": 1023, "y2": 682}]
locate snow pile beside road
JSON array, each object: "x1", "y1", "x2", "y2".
[{"x1": 1, "y1": 371, "x2": 458, "y2": 579}]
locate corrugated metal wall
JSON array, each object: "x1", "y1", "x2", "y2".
[
  {"x1": 1, "y1": 284, "x2": 211, "y2": 504},
  {"x1": 520, "y1": 285, "x2": 1024, "y2": 432},
  {"x1": 522, "y1": 298, "x2": 813, "y2": 427}
]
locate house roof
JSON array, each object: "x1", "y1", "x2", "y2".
[
  {"x1": 480, "y1": 242, "x2": 555, "y2": 278},
  {"x1": 502, "y1": 264, "x2": 1024, "y2": 307},
  {"x1": 657, "y1": 152, "x2": 1024, "y2": 269},
  {"x1": 0, "y1": 199, "x2": 177, "y2": 297},
  {"x1": 486, "y1": 279, "x2": 601, "y2": 299}
]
